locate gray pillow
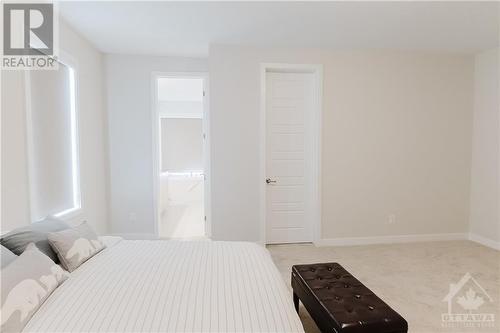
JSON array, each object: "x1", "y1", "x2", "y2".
[
  {"x1": 48, "y1": 222, "x2": 106, "y2": 272},
  {"x1": 0, "y1": 217, "x2": 69, "y2": 264},
  {"x1": 1, "y1": 245, "x2": 17, "y2": 268},
  {"x1": 0, "y1": 243, "x2": 69, "y2": 333}
]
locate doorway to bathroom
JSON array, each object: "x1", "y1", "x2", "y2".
[{"x1": 152, "y1": 73, "x2": 210, "y2": 239}]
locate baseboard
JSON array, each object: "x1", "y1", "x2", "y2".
[
  {"x1": 315, "y1": 233, "x2": 468, "y2": 247},
  {"x1": 110, "y1": 233, "x2": 158, "y2": 240},
  {"x1": 109, "y1": 232, "x2": 499, "y2": 250},
  {"x1": 468, "y1": 233, "x2": 500, "y2": 251}
]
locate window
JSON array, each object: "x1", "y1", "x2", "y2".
[{"x1": 27, "y1": 60, "x2": 81, "y2": 221}]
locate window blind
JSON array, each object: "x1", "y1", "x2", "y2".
[{"x1": 28, "y1": 61, "x2": 80, "y2": 221}]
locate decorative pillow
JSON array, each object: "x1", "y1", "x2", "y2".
[
  {"x1": 0, "y1": 243, "x2": 69, "y2": 333},
  {"x1": 1, "y1": 245, "x2": 17, "y2": 268},
  {"x1": 48, "y1": 222, "x2": 106, "y2": 272},
  {"x1": 0, "y1": 217, "x2": 69, "y2": 264}
]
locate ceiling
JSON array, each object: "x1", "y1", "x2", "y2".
[{"x1": 59, "y1": 1, "x2": 499, "y2": 57}]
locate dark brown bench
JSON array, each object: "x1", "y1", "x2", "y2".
[{"x1": 291, "y1": 263, "x2": 408, "y2": 333}]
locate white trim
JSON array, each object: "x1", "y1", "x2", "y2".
[
  {"x1": 24, "y1": 50, "x2": 82, "y2": 223},
  {"x1": 109, "y1": 233, "x2": 158, "y2": 240},
  {"x1": 468, "y1": 233, "x2": 500, "y2": 251},
  {"x1": 159, "y1": 113, "x2": 202, "y2": 119},
  {"x1": 151, "y1": 72, "x2": 211, "y2": 238},
  {"x1": 24, "y1": 69, "x2": 36, "y2": 222},
  {"x1": 259, "y1": 63, "x2": 323, "y2": 245},
  {"x1": 151, "y1": 73, "x2": 160, "y2": 236},
  {"x1": 202, "y1": 75, "x2": 212, "y2": 238},
  {"x1": 316, "y1": 233, "x2": 468, "y2": 247}
]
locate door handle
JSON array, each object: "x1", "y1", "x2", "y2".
[{"x1": 266, "y1": 178, "x2": 277, "y2": 184}]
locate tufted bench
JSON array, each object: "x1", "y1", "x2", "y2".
[{"x1": 291, "y1": 263, "x2": 408, "y2": 333}]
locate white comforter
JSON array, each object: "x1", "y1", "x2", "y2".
[{"x1": 24, "y1": 239, "x2": 304, "y2": 333}]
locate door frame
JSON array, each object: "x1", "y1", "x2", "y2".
[
  {"x1": 151, "y1": 72, "x2": 211, "y2": 238},
  {"x1": 259, "y1": 63, "x2": 323, "y2": 245}
]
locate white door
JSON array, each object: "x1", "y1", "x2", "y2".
[{"x1": 265, "y1": 72, "x2": 314, "y2": 244}]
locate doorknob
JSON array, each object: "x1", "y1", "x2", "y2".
[{"x1": 266, "y1": 178, "x2": 277, "y2": 184}]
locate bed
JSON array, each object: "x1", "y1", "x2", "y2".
[{"x1": 23, "y1": 238, "x2": 304, "y2": 333}]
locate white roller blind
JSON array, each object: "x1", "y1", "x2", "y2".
[{"x1": 28, "y1": 62, "x2": 80, "y2": 221}]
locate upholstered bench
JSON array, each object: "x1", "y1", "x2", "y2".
[{"x1": 291, "y1": 263, "x2": 408, "y2": 333}]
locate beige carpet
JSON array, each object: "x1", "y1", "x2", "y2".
[{"x1": 268, "y1": 241, "x2": 500, "y2": 333}]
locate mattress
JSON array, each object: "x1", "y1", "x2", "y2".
[{"x1": 24, "y1": 239, "x2": 304, "y2": 332}]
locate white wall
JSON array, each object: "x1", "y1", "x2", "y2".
[
  {"x1": 469, "y1": 48, "x2": 500, "y2": 248},
  {"x1": 1, "y1": 19, "x2": 109, "y2": 234},
  {"x1": 105, "y1": 55, "x2": 207, "y2": 236},
  {"x1": 209, "y1": 45, "x2": 474, "y2": 242},
  {"x1": 161, "y1": 118, "x2": 203, "y2": 172}
]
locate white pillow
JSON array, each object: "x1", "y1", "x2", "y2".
[
  {"x1": 48, "y1": 222, "x2": 106, "y2": 272},
  {"x1": 0, "y1": 243, "x2": 69, "y2": 333}
]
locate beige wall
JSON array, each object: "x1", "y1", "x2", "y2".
[
  {"x1": 469, "y1": 48, "x2": 500, "y2": 246},
  {"x1": 1, "y1": 19, "x2": 109, "y2": 234},
  {"x1": 209, "y1": 45, "x2": 474, "y2": 241}
]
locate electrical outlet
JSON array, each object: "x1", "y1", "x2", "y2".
[
  {"x1": 129, "y1": 212, "x2": 137, "y2": 222},
  {"x1": 388, "y1": 214, "x2": 396, "y2": 224}
]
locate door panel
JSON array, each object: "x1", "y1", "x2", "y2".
[
  {"x1": 269, "y1": 161, "x2": 304, "y2": 177},
  {"x1": 266, "y1": 72, "x2": 314, "y2": 244},
  {"x1": 270, "y1": 133, "x2": 305, "y2": 152},
  {"x1": 269, "y1": 185, "x2": 305, "y2": 203},
  {"x1": 269, "y1": 211, "x2": 305, "y2": 229}
]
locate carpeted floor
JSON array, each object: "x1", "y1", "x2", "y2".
[{"x1": 267, "y1": 241, "x2": 500, "y2": 333}]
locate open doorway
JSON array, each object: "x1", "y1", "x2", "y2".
[{"x1": 153, "y1": 74, "x2": 210, "y2": 239}]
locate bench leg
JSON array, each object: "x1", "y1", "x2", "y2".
[{"x1": 293, "y1": 292, "x2": 300, "y2": 313}]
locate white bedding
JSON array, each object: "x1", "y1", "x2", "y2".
[{"x1": 24, "y1": 239, "x2": 304, "y2": 333}]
